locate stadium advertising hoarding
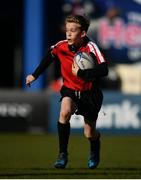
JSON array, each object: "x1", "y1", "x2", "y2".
[
  {"x1": 48, "y1": 91, "x2": 141, "y2": 134},
  {"x1": 88, "y1": 0, "x2": 141, "y2": 64},
  {"x1": 0, "y1": 91, "x2": 48, "y2": 132},
  {"x1": 0, "y1": 91, "x2": 140, "y2": 134}
]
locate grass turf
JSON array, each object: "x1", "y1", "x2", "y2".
[{"x1": 0, "y1": 133, "x2": 141, "y2": 178}]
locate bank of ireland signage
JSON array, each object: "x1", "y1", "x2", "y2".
[{"x1": 70, "y1": 92, "x2": 141, "y2": 134}]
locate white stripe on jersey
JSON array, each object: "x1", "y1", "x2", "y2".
[
  {"x1": 51, "y1": 39, "x2": 68, "y2": 49},
  {"x1": 88, "y1": 42, "x2": 105, "y2": 63}
]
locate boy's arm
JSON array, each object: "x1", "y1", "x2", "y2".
[
  {"x1": 32, "y1": 48, "x2": 54, "y2": 79},
  {"x1": 72, "y1": 51, "x2": 108, "y2": 82},
  {"x1": 26, "y1": 48, "x2": 54, "y2": 86},
  {"x1": 77, "y1": 62, "x2": 108, "y2": 82}
]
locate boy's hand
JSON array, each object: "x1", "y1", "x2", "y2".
[
  {"x1": 72, "y1": 61, "x2": 80, "y2": 76},
  {"x1": 26, "y1": 75, "x2": 35, "y2": 87}
]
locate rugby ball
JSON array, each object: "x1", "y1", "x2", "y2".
[{"x1": 74, "y1": 52, "x2": 94, "y2": 70}]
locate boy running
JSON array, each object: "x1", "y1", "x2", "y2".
[{"x1": 26, "y1": 14, "x2": 108, "y2": 169}]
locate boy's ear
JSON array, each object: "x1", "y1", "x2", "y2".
[{"x1": 81, "y1": 31, "x2": 86, "y2": 38}]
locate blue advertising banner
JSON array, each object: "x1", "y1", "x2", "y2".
[
  {"x1": 48, "y1": 91, "x2": 141, "y2": 134},
  {"x1": 88, "y1": 0, "x2": 141, "y2": 64}
]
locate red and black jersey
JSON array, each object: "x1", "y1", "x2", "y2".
[
  {"x1": 51, "y1": 37, "x2": 106, "y2": 91},
  {"x1": 32, "y1": 36, "x2": 108, "y2": 91}
]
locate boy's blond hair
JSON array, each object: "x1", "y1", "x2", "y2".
[{"x1": 65, "y1": 15, "x2": 90, "y2": 32}]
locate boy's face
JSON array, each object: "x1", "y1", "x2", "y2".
[{"x1": 66, "y1": 22, "x2": 86, "y2": 46}]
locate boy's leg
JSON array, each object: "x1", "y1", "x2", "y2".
[
  {"x1": 54, "y1": 122, "x2": 70, "y2": 169},
  {"x1": 82, "y1": 89, "x2": 103, "y2": 169},
  {"x1": 88, "y1": 130, "x2": 101, "y2": 169},
  {"x1": 57, "y1": 121, "x2": 70, "y2": 154},
  {"x1": 54, "y1": 97, "x2": 76, "y2": 169},
  {"x1": 84, "y1": 121, "x2": 101, "y2": 169}
]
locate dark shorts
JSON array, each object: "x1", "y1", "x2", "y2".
[{"x1": 60, "y1": 86, "x2": 103, "y2": 122}]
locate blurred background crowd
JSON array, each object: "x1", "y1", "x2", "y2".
[{"x1": 1, "y1": 0, "x2": 141, "y2": 94}]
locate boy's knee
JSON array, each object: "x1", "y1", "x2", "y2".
[
  {"x1": 84, "y1": 129, "x2": 92, "y2": 139},
  {"x1": 84, "y1": 123, "x2": 99, "y2": 139},
  {"x1": 84, "y1": 128, "x2": 100, "y2": 140},
  {"x1": 84, "y1": 123, "x2": 94, "y2": 138},
  {"x1": 59, "y1": 110, "x2": 71, "y2": 123}
]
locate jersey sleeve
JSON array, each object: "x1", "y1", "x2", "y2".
[
  {"x1": 77, "y1": 42, "x2": 108, "y2": 82},
  {"x1": 51, "y1": 45, "x2": 57, "y2": 57},
  {"x1": 32, "y1": 47, "x2": 54, "y2": 79},
  {"x1": 51, "y1": 40, "x2": 66, "y2": 57},
  {"x1": 32, "y1": 40, "x2": 66, "y2": 79},
  {"x1": 88, "y1": 41, "x2": 106, "y2": 64},
  {"x1": 77, "y1": 62, "x2": 108, "y2": 82}
]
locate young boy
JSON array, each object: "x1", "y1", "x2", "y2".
[{"x1": 26, "y1": 15, "x2": 108, "y2": 169}]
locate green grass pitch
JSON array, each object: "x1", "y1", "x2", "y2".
[{"x1": 0, "y1": 133, "x2": 141, "y2": 178}]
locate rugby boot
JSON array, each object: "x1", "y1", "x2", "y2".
[{"x1": 54, "y1": 152, "x2": 68, "y2": 169}]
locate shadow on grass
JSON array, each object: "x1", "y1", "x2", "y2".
[{"x1": 0, "y1": 167, "x2": 141, "y2": 178}]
